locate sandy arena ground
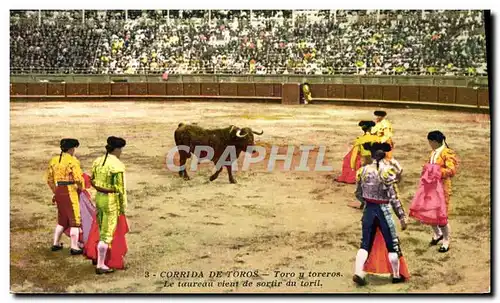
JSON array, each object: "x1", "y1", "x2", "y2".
[{"x1": 10, "y1": 101, "x2": 491, "y2": 293}]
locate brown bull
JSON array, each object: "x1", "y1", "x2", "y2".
[{"x1": 174, "y1": 123, "x2": 264, "y2": 183}]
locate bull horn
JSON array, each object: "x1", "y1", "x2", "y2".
[
  {"x1": 252, "y1": 130, "x2": 264, "y2": 135},
  {"x1": 229, "y1": 125, "x2": 237, "y2": 134},
  {"x1": 236, "y1": 129, "x2": 248, "y2": 138}
]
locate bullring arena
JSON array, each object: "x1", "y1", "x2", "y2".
[
  {"x1": 10, "y1": 9, "x2": 491, "y2": 294},
  {"x1": 10, "y1": 98, "x2": 490, "y2": 293}
]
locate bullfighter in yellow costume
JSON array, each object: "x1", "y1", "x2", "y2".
[
  {"x1": 91, "y1": 136, "x2": 128, "y2": 274},
  {"x1": 350, "y1": 121, "x2": 381, "y2": 170},
  {"x1": 371, "y1": 111, "x2": 394, "y2": 159},
  {"x1": 301, "y1": 82, "x2": 312, "y2": 104},
  {"x1": 46, "y1": 138, "x2": 85, "y2": 254},
  {"x1": 426, "y1": 131, "x2": 458, "y2": 253},
  {"x1": 338, "y1": 121, "x2": 380, "y2": 186}
]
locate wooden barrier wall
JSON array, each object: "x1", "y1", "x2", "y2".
[
  {"x1": 308, "y1": 84, "x2": 489, "y2": 107},
  {"x1": 10, "y1": 82, "x2": 489, "y2": 107}
]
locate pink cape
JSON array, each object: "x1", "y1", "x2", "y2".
[
  {"x1": 409, "y1": 164, "x2": 448, "y2": 226},
  {"x1": 63, "y1": 173, "x2": 96, "y2": 245},
  {"x1": 335, "y1": 148, "x2": 360, "y2": 184}
]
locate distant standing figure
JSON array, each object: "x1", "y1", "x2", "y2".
[{"x1": 300, "y1": 82, "x2": 312, "y2": 104}]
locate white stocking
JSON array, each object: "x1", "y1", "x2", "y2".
[
  {"x1": 97, "y1": 241, "x2": 109, "y2": 269},
  {"x1": 53, "y1": 225, "x2": 65, "y2": 246},
  {"x1": 441, "y1": 224, "x2": 450, "y2": 247},
  {"x1": 431, "y1": 225, "x2": 442, "y2": 239},
  {"x1": 69, "y1": 227, "x2": 80, "y2": 250},
  {"x1": 388, "y1": 252, "x2": 400, "y2": 278},
  {"x1": 354, "y1": 249, "x2": 369, "y2": 278}
]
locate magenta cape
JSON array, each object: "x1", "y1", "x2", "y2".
[
  {"x1": 409, "y1": 164, "x2": 448, "y2": 226},
  {"x1": 63, "y1": 173, "x2": 96, "y2": 245}
]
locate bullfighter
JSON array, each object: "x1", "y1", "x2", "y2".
[
  {"x1": 353, "y1": 142, "x2": 410, "y2": 286},
  {"x1": 371, "y1": 111, "x2": 395, "y2": 159},
  {"x1": 45, "y1": 138, "x2": 85, "y2": 255},
  {"x1": 88, "y1": 136, "x2": 128, "y2": 274}
]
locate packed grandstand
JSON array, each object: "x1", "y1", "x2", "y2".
[{"x1": 10, "y1": 10, "x2": 487, "y2": 76}]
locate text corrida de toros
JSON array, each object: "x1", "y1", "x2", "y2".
[{"x1": 159, "y1": 270, "x2": 260, "y2": 279}]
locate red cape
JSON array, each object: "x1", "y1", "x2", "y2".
[
  {"x1": 336, "y1": 148, "x2": 360, "y2": 184},
  {"x1": 364, "y1": 228, "x2": 411, "y2": 280},
  {"x1": 83, "y1": 214, "x2": 129, "y2": 269}
]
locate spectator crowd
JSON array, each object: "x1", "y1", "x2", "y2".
[{"x1": 10, "y1": 10, "x2": 488, "y2": 76}]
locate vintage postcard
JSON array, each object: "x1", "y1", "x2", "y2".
[{"x1": 9, "y1": 8, "x2": 491, "y2": 294}]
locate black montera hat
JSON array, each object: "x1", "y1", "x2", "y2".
[
  {"x1": 358, "y1": 120, "x2": 376, "y2": 128},
  {"x1": 374, "y1": 110, "x2": 387, "y2": 117},
  {"x1": 363, "y1": 142, "x2": 392, "y2": 153},
  {"x1": 60, "y1": 138, "x2": 79, "y2": 151},
  {"x1": 107, "y1": 136, "x2": 126, "y2": 149},
  {"x1": 427, "y1": 130, "x2": 446, "y2": 143}
]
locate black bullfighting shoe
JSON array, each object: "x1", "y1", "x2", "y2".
[
  {"x1": 96, "y1": 267, "x2": 115, "y2": 275},
  {"x1": 70, "y1": 248, "x2": 84, "y2": 255},
  {"x1": 392, "y1": 276, "x2": 406, "y2": 284},
  {"x1": 438, "y1": 245, "x2": 450, "y2": 253},
  {"x1": 429, "y1": 235, "x2": 443, "y2": 246},
  {"x1": 353, "y1": 274, "x2": 367, "y2": 286},
  {"x1": 51, "y1": 243, "x2": 63, "y2": 251}
]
